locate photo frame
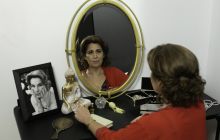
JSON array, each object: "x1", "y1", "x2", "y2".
[{"x1": 13, "y1": 62, "x2": 61, "y2": 121}]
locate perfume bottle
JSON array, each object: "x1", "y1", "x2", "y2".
[{"x1": 95, "y1": 96, "x2": 107, "y2": 109}]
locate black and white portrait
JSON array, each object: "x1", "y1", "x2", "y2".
[
  {"x1": 22, "y1": 69, "x2": 57, "y2": 115},
  {"x1": 13, "y1": 63, "x2": 60, "y2": 121}
]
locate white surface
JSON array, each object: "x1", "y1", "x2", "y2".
[
  {"x1": 0, "y1": 0, "x2": 218, "y2": 139},
  {"x1": 140, "y1": 103, "x2": 162, "y2": 111},
  {"x1": 91, "y1": 114, "x2": 113, "y2": 128}
]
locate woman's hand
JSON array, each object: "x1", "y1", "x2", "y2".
[
  {"x1": 31, "y1": 86, "x2": 50, "y2": 112},
  {"x1": 74, "y1": 105, "x2": 92, "y2": 125},
  {"x1": 40, "y1": 86, "x2": 50, "y2": 109},
  {"x1": 30, "y1": 95, "x2": 44, "y2": 113},
  {"x1": 74, "y1": 103, "x2": 106, "y2": 136}
]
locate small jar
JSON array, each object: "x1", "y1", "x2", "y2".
[{"x1": 95, "y1": 96, "x2": 107, "y2": 109}]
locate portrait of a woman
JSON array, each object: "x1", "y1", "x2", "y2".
[{"x1": 25, "y1": 69, "x2": 57, "y2": 115}]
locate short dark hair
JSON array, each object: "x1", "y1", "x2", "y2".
[
  {"x1": 147, "y1": 43, "x2": 206, "y2": 107},
  {"x1": 79, "y1": 35, "x2": 110, "y2": 70}
]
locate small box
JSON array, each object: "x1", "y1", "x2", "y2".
[
  {"x1": 126, "y1": 89, "x2": 149, "y2": 106},
  {"x1": 126, "y1": 89, "x2": 160, "y2": 107},
  {"x1": 141, "y1": 77, "x2": 153, "y2": 90},
  {"x1": 140, "y1": 103, "x2": 162, "y2": 111}
]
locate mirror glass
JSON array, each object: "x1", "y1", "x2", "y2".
[
  {"x1": 76, "y1": 4, "x2": 136, "y2": 75},
  {"x1": 66, "y1": 0, "x2": 144, "y2": 98}
]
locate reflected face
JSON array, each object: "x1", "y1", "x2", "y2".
[
  {"x1": 84, "y1": 43, "x2": 104, "y2": 68},
  {"x1": 30, "y1": 77, "x2": 44, "y2": 98}
]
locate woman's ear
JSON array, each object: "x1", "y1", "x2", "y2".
[
  {"x1": 151, "y1": 78, "x2": 162, "y2": 94},
  {"x1": 156, "y1": 80, "x2": 163, "y2": 94}
]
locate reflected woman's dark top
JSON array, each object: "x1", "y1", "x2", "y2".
[{"x1": 81, "y1": 66, "x2": 128, "y2": 91}]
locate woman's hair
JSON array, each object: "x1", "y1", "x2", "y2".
[
  {"x1": 26, "y1": 69, "x2": 51, "y2": 90},
  {"x1": 147, "y1": 44, "x2": 206, "y2": 107},
  {"x1": 79, "y1": 35, "x2": 110, "y2": 70}
]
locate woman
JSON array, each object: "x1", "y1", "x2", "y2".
[
  {"x1": 26, "y1": 70, "x2": 57, "y2": 115},
  {"x1": 79, "y1": 35, "x2": 128, "y2": 91},
  {"x1": 74, "y1": 44, "x2": 207, "y2": 140}
]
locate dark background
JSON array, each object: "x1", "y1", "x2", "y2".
[{"x1": 76, "y1": 4, "x2": 136, "y2": 74}]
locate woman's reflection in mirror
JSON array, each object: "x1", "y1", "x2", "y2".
[{"x1": 79, "y1": 35, "x2": 128, "y2": 91}]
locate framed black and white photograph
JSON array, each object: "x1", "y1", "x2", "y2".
[{"x1": 13, "y1": 62, "x2": 60, "y2": 121}]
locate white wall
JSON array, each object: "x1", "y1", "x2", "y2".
[
  {"x1": 206, "y1": 0, "x2": 220, "y2": 100},
  {"x1": 205, "y1": 0, "x2": 220, "y2": 139},
  {"x1": 0, "y1": 0, "x2": 217, "y2": 139}
]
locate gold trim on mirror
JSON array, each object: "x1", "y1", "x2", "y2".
[{"x1": 66, "y1": 0, "x2": 144, "y2": 98}]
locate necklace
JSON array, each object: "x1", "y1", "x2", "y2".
[{"x1": 83, "y1": 69, "x2": 106, "y2": 91}]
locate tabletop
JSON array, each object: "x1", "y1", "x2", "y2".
[{"x1": 14, "y1": 91, "x2": 220, "y2": 140}]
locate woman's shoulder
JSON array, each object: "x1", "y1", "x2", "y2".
[{"x1": 103, "y1": 66, "x2": 128, "y2": 81}]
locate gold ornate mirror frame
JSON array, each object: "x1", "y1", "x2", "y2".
[{"x1": 65, "y1": 0, "x2": 144, "y2": 98}]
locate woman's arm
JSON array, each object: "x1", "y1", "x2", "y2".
[
  {"x1": 47, "y1": 87, "x2": 57, "y2": 110},
  {"x1": 74, "y1": 105, "x2": 104, "y2": 136},
  {"x1": 39, "y1": 87, "x2": 57, "y2": 111},
  {"x1": 30, "y1": 95, "x2": 44, "y2": 114}
]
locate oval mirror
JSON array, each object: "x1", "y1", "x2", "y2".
[{"x1": 66, "y1": 0, "x2": 144, "y2": 98}]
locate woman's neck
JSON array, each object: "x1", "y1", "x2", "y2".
[
  {"x1": 86, "y1": 67, "x2": 103, "y2": 76},
  {"x1": 83, "y1": 67, "x2": 106, "y2": 91}
]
